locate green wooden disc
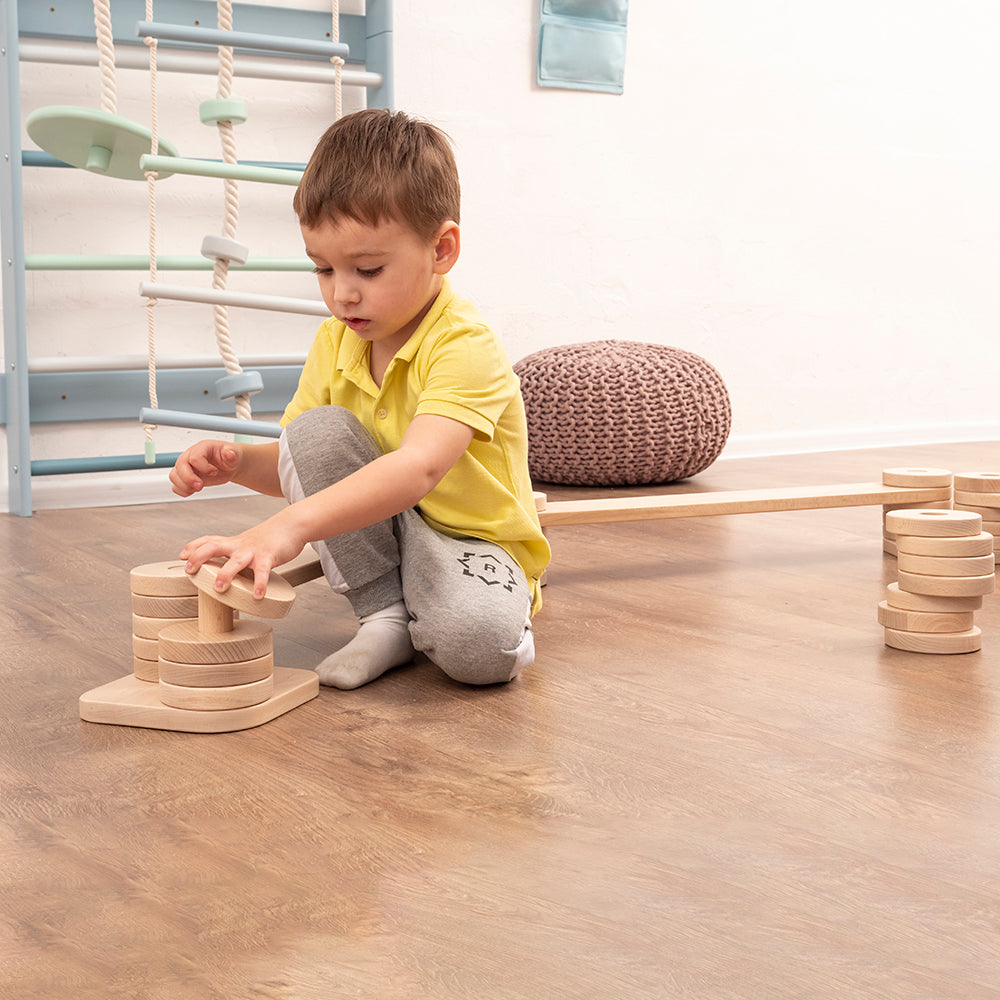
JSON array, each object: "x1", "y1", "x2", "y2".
[{"x1": 25, "y1": 106, "x2": 179, "y2": 181}]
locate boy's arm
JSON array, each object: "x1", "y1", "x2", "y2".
[
  {"x1": 180, "y1": 414, "x2": 475, "y2": 598},
  {"x1": 170, "y1": 440, "x2": 282, "y2": 498}
]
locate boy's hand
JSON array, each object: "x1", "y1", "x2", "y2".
[
  {"x1": 180, "y1": 510, "x2": 307, "y2": 599},
  {"x1": 169, "y1": 440, "x2": 241, "y2": 497}
]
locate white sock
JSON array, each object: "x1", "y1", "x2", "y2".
[{"x1": 315, "y1": 600, "x2": 415, "y2": 689}]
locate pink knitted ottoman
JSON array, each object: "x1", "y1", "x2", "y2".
[{"x1": 513, "y1": 340, "x2": 731, "y2": 486}]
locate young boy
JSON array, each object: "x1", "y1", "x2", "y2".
[{"x1": 169, "y1": 109, "x2": 550, "y2": 690}]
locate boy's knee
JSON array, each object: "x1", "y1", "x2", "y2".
[
  {"x1": 283, "y1": 406, "x2": 381, "y2": 494},
  {"x1": 409, "y1": 615, "x2": 533, "y2": 686},
  {"x1": 285, "y1": 405, "x2": 367, "y2": 450}
]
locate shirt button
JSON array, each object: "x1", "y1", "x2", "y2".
[{"x1": 376, "y1": 408, "x2": 387, "y2": 420}]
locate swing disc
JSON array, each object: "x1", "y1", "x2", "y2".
[{"x1": 25, "y1": 106, "x2": 179, "y2": 180}]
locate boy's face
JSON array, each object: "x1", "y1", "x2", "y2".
[{"x1": 302, "y1": 215, "x2": 458, "y2": 356}]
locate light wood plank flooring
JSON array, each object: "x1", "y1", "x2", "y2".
[{"x1": 3, "y1": 442, "x2": 1000, "y2": 999}]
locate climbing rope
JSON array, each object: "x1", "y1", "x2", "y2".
[
  {"x1": 93, "y1": 0, "x2": 118, "y2": 114},
  {"x1": 209, "y1": 0, "x2": 253, "y2": 423},
  {"x1": 142, "y1": 0, "x2": 160, "y2": 461},
  {"x1": 331, "y1": 0, "x2": 344, "y2": 120}
]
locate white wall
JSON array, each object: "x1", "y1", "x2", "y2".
[{"x1": 4, "y1": 1, "x2": 999, "y2": 510}]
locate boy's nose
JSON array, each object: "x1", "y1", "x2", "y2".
[{"x1": 334, "y1": 281, "x2": 361, "y2": 306}]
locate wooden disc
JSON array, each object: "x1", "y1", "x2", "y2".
[
  {"x1": 131, "y1": 593, "x2": 200, "y2": 618},
  {"x1": 158, "y1": 618, "x2": 273, "y2": 664},
  {"x1": 191, "y1": 561, "x2": 295, "y2": 620},
  {"x1": 895, "y1": 532, "x2": 994, "y2": 557},
  {"x1": 132, "y1": 613, "x2": 198, "y2": 640},
  {"x1": 883, "y1": 501, "x2": 952, "y2": 541},
  {"x1": 883, "y1": 499, "x2": 952, "y2": 514},
  {"x1": 884, "y1": 582, "x2": 983, "y2": 612},
  {"x1": 883, "y1": 509, "x2": 981, "y2": 537},
  {"x1": 132, "y1": 634, "x2": 159, "y2": 659},
  {"x1": 954, "y1": 489, "x2": 1000, "y2": 508},
  {"x1": 954, "y1": 503, "x2": 1000, "y2": 518},
  {"x1": 876, "y1": 601, "x2": 975, "y2": 633},
  {"x1": 130, "y1": 561, "x2": 199, "y2": 597},
  {"x1": 158, "y1": 651, "x2": 274, "y2": 688},
  {"x1": 159, "y1": 674, "x2": 274, "y2": 711},
  {"x1": 132, "y1": 655, "x2": 159, "y2": 682},
  {"x1": 884, "y1": 626, "x2": 982, "y2": 654},
  {"x1": 896, "y1": 552, "x2": 996, "y2": 578},
  {"x1": 883, "y1": 537, "x2": 898, "y2": 557},
  {"x1": 882, "y1": 467, "x2": 953, "y2": 487},
  {"x1": 896, "y1": 569, "x2": 995, "y2": 597},
  {"x1": 954, "y1": 472, "x2": 1000, "y2": 492}
]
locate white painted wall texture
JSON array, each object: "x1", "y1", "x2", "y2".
[{"x1": 4, "y1": 1, "x2": 999, "y2": 509}]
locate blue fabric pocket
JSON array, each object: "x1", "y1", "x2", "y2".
[{"x1": 537, "y1": 0, "x2": 629, "y2": 95}]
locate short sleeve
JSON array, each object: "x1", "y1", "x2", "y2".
[{"x1": 412, "y1": 323, "x2": 517, "y2": 442}]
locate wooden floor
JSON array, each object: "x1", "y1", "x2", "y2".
[{"x1": 4, "y1": 442, "x2": 1000, "y2": 999}]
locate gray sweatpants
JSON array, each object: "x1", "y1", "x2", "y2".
[{"x1": 278, "y1": 405, "x2": 534, "y2": 685}]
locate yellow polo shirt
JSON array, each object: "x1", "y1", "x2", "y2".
[{"x1": 281, "y1": 278, "x2": 550, "y2": 614}]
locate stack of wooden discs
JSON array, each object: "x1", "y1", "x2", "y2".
[
  {"x1": 879, "y1": 508, "x2": 994, "y2": 653},
  {"x1": 881, "y1": 467, "x2": 953, "y2": 556},
  {"x1": 129, "y1": 561, "x2": 200, "y2": 682},
  {"x1": 156, "y1": 561, "x2": 294, "y2": 711},
  {"x1": 952, "y1": 472, "x2": 1000, "y2": 565}
]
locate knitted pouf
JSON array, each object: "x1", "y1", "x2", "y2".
[{"x1": 514, "y1": 340, "x2": 731, "y2": 486}]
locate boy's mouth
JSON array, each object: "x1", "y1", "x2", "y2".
[{"x1": 343, "y1": 317, "x2": 370, "y2": 333}]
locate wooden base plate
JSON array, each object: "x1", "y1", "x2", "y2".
[{"x1": 79, "y1": 667, "x2": 319, "y2": 733}]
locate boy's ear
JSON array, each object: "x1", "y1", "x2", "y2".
[{"x1": 432, "y1": 221, "x2": 460, "y2": 274}]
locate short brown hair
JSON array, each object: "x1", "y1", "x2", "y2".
[{"x1": 293, "y1": 109, "x2": 461, "y2": 240}]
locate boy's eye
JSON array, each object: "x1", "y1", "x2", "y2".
[
  {"x1": 357, "y1": 266, "x2": 384, "y2": 279},
  {"x1": 312, "y1": 266, "x2": 332, "y2": 276}
]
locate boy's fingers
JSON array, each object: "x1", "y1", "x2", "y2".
[{"x1": 250, "y1": 561, "x2": 273, "y2": 600}]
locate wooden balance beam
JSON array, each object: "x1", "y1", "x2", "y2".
[{"x1": 534, "y1": 481, "x2": 952, "y2": 527}]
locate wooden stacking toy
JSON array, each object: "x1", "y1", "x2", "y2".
[
  {"x1": 880, "y1": 505, "x2": 994, "y2": 654},
  {"x1": 80, "y1": 559, "x2": 320, "y2": 733}
]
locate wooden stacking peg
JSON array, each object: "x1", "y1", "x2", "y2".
[
  {"x1": 882, "y1": 467, "x2": 953, "y2": 488},
  {"x1": 884, "y1": 509, "x2": 982, "y2": 538},
  {"x1": 877, "y1": 601, "x2": 975, "y2": 634},
  {"x1": 895, "y1": 532, "x2": 994, "y2": 557},
  {"x1": 198, "y1": 589, "x2": 236, "y2": 635}
]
